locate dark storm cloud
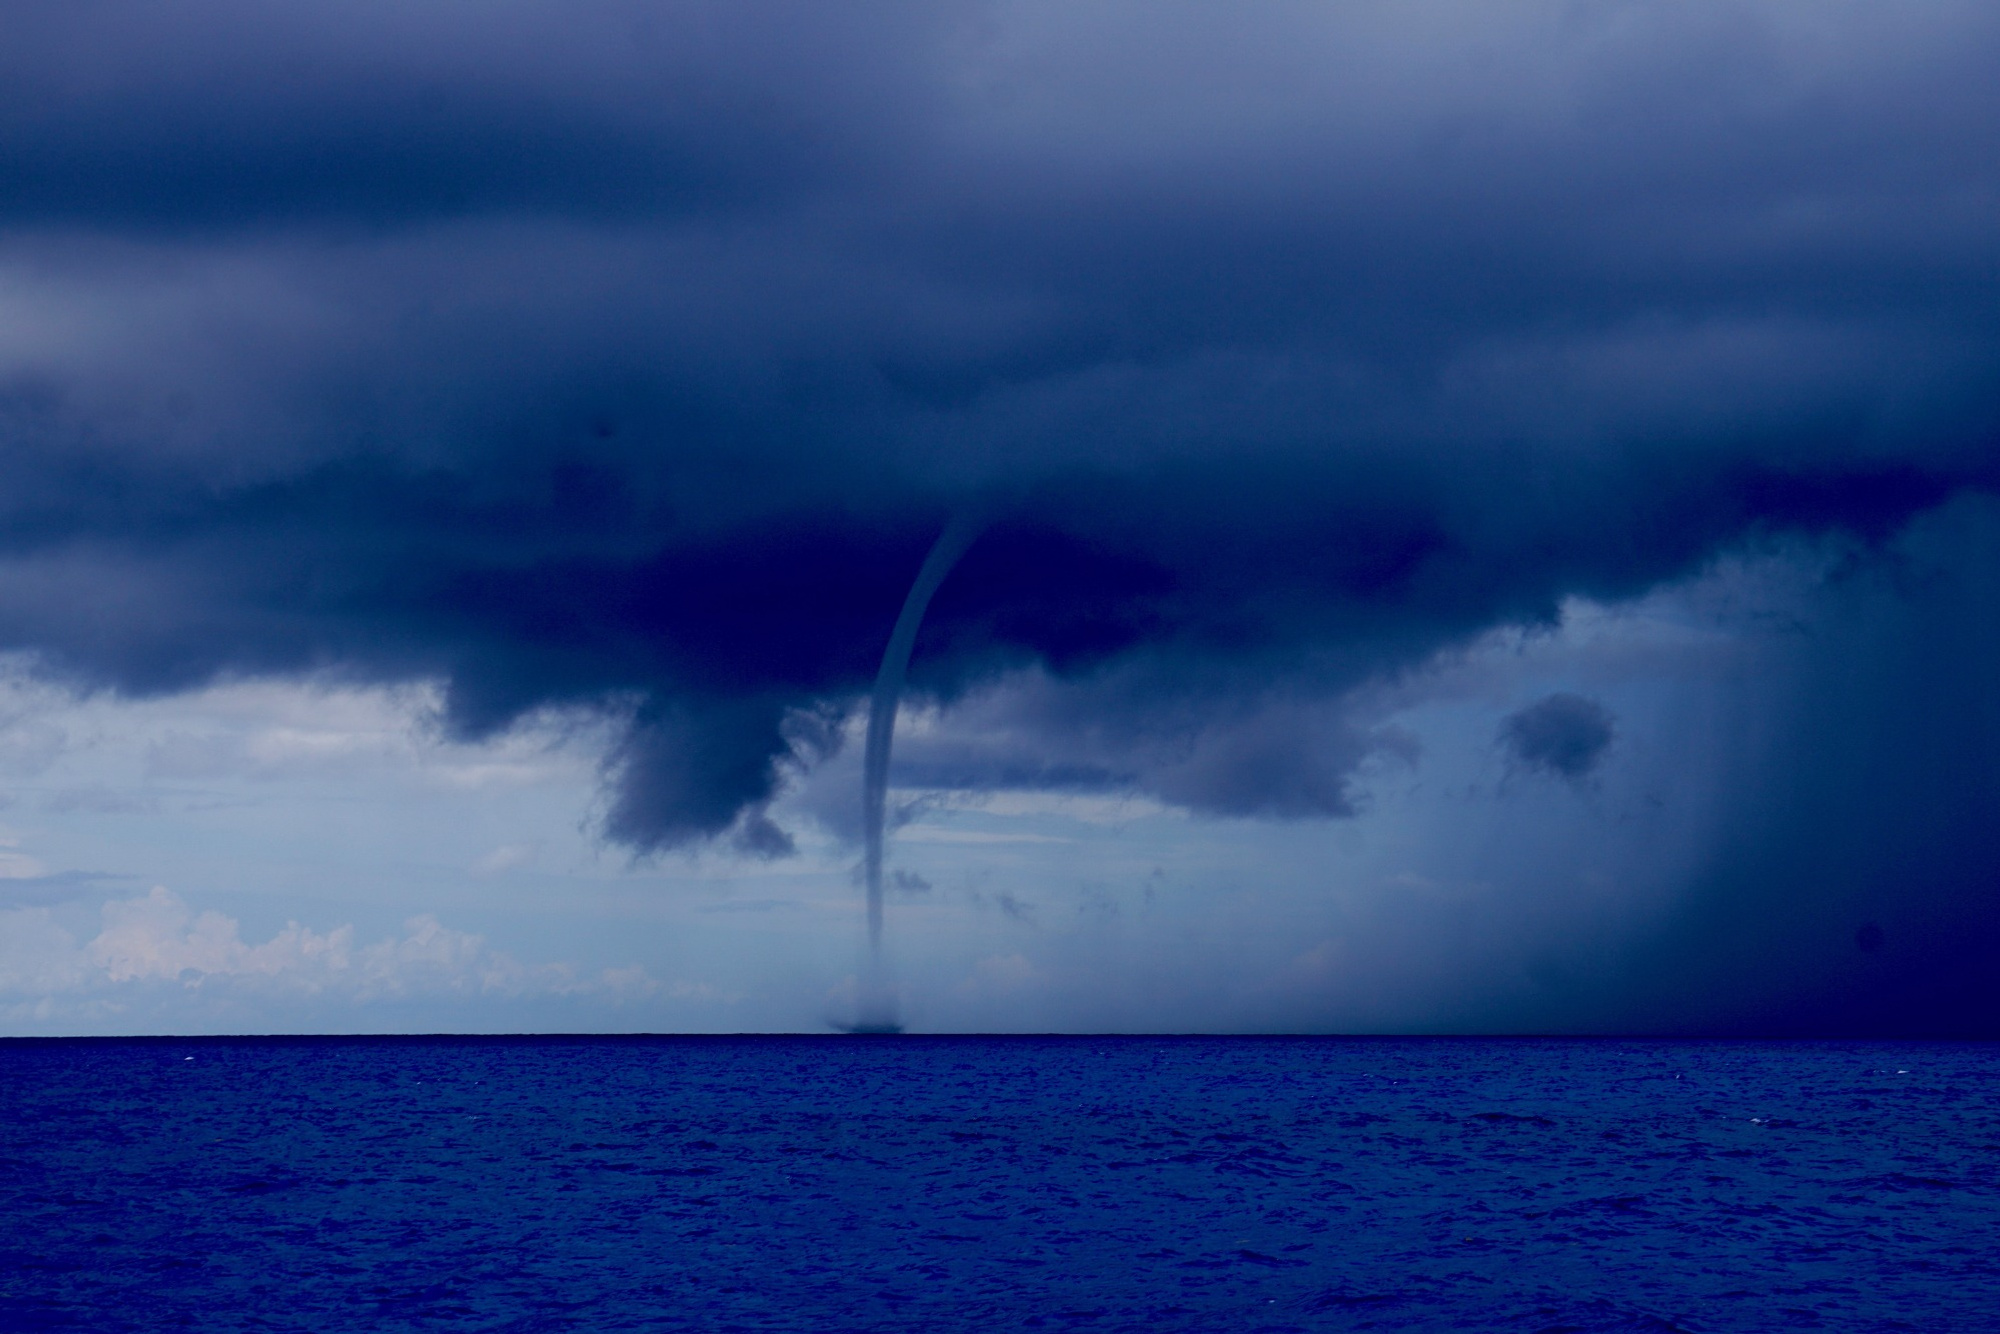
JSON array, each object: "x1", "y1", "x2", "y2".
[
  {"x1": 0, "y1": 2, "x2": 919, "y2": 229},
  {"x1": 0, "y1": 0, "x2": 1997, "y2": 905},
  {"x1": 1500, "y1": 694, "x2": 1614, "y2": 781},
  {"x1": 806, "y1": 666, "x2": 1421, "y2": 826}
]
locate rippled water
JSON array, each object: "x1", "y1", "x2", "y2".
[{"x1": 3, "y1": 1036, "x2": 1996, "y2": 1331}]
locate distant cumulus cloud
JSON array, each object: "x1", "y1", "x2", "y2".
[
  {"x1": 0, "y1": 843, "x2": 46, "y2": 880},
  {"x1": 0, "y1": 885, "x2": 661, "y2": 1004},
  {"x1": 472, "y1": 842, "x2": 539, "y2": 875}
]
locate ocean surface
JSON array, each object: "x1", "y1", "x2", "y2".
[{"x1": 2, "y1": 1037, "x2": 1996, "y2": 1332}]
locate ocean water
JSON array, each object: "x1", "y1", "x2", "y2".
[{"x1": 2, "y1": 1037, "x2": 1996, "y2": 1332}]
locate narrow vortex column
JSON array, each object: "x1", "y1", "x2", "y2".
[{"x1": 859, "y1": 515, "x2": 983, "y2": 1024}]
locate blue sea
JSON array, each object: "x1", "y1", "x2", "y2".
[{"x1": 3, "y1": 1037, "x2": 1996, "y2": 1332}]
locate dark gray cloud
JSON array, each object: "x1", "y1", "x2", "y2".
[
  {"x1": 897, "y1": 672, "x2": 1418, "y2": 821},
  {"x1": 1, "y1": 2, "x2": 1998, "y2": 1026},
  {"x1": 1501, "y1": 694, "x2": 1615, "y2": 780},
  {"x1": 0, "y1": 2, "x2": 922, "y2": 230}
]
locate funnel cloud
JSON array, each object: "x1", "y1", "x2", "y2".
[{"x1": 858, "y1": 515, "x2": 981, "y2": 1028}]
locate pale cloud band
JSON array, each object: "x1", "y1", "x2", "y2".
[{"x1": 0, "y1": 886, "x2": 664, "y2": 1024}]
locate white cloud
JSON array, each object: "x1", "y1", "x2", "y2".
[
  {"x1": 3, "y1": 885, "x2": 663, "y2": 1005},
  {"x1": 0, "y1": 839, "x2": 47, "y2": 879},
  {"x1": 473, "y1": 842, "x2": 540, "y2": 874}
]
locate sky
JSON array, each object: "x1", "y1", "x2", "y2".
[{"x1": 1, "y1": 1, "x2": 1998, "y2": 1035}]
